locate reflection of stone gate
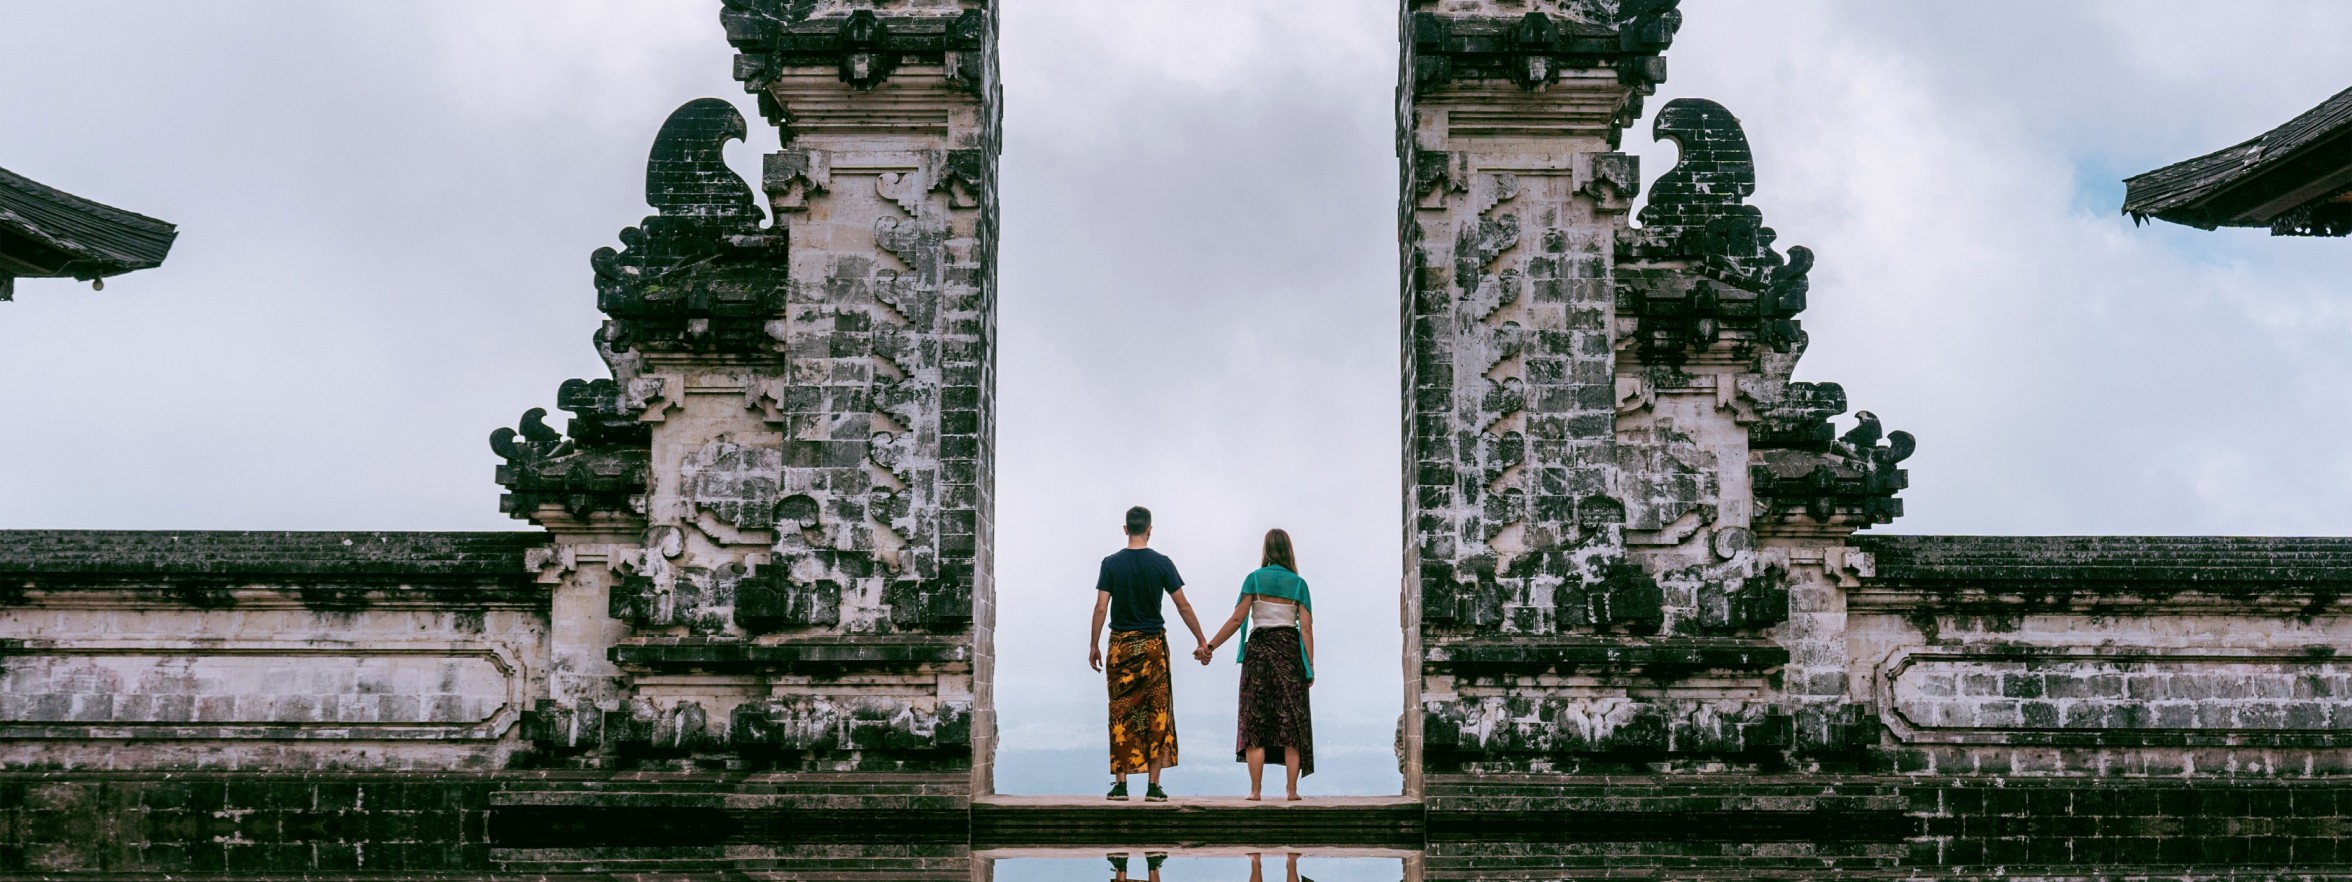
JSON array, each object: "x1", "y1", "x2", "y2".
[{"x1": 6, "y1": 0, "x2": 2352, "y2": 849}]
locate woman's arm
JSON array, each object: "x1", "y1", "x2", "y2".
[
  {"x1": 1300, "y1": 605, "x2": 1315, "y2": 682},
  {"x1": 1200, "y1": 595, "x2": 1252, "y2": 661}
]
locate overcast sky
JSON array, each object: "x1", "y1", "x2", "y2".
[{"x1": 5, "y1": 2, "x2": 2352, "y2": 796}]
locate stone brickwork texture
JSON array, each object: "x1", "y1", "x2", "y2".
[
  {"x1": 0, "y1": 532, "x2": 547, "y2": 769},
  {"x1": 1394, "y1": 0, "x2": 2352, "y2": 796},
  {"x1": 1402, "y1": 0, "x2": 1911, "y2": 786},
  {"x1": 0, "y1": 1, "x2": 1000, "y2": 785},
  {"x1": 0, "y1": 0, "x2": 2349, "y2": 826},
  {"x1": 486, "y1": 0, "x2": 1000, "y2": 785}
]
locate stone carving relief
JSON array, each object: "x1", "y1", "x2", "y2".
[
  {"x1": 497, "y1": 50, "x2": 995, "y2": 770},
  {"x1": 1407, "y1": 29, "x2": 1910, "y2": 770},
  {"x1": 490, "y1": 403, "x2": 650, "y2": 522},
  {"x1": 1752, "y1": 411, "x2": 1916, "y2": 527},
  {"x1": 493, "y1": 100, "x2": 792, "y2": 528},
  {"x1": 1419, "y1": 168, "x2": 1626, "y2": 637},
  {"x1": 592, "y1": 99, "x2": 789, "y2": 354},
  {"x1": 742, "y1": 152, "x2": 975, "y2": 638},
  {"x1": 733, "y1": 694, "x2": 971, "y2": 760},
  {"x1": 1621, "y1": 98, "x2": 1812, "y2": 364},
  {"x1": 1883, "y1": 650, "x2": 2352, "y2": 747},
  {"x1": 682, "y1": 438, "x2": 785, "y2": 532},
  {"x1": 1406, "y1": 1, "x2": 1681, "y2": 95},
  {"x1": 1619, "y1": 97, "x2": 1916, "y2": 533},
  {"x1": 724, "y1": 2, "x2": 990, "y2": 102}
]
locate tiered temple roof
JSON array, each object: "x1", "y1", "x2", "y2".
[
  {"x1": 0, "y1": 165, "x2": 177, "y2": 300},
  {"x1": 2124, "y1": 86, "x2": 2352, "y2": 236}
]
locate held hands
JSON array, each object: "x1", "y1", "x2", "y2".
[{"x1": 1192, "y1": 642, "x2": 1214, "y2": 665}]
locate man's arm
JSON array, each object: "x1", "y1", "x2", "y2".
[
  {"x1": 1088, "y1": 590, "x2": 1111, "y2": 672},
  {"x1": 1169, "y1": 588, "x2": 1209, "y2": 652}
]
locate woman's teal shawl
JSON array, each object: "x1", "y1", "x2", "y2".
[{"x1": 1235, "y1": 564, "x2": 1313, "y2": 680}]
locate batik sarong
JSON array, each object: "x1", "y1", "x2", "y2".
[
  {"x1": 1234, "y1": 625, "x2": 1314, "y2": 776},
  {"x1": 1106, "y1": 629, "x2": 1178, "y2": 774}
]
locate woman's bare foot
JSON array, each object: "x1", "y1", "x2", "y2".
[
  {"x1": 1245, "y1": 793, "x2": 1262, "y2": 801},
  {"x1": 1285, "y1": 793, "x2": 1302, "y2": 801}
]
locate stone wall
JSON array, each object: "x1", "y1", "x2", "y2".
[
  {"x1": 1853, "y1": 536, "x2": 2352, "y2": 778},
  {"x1": 0, "y1": 532, "x2": 548, "y2": 770}
]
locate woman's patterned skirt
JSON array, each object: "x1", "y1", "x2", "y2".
[{"x1": 1233, "y1": 625, "x2": 1314, "y2": 776}]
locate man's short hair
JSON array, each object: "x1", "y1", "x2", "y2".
[{"x1": 1124, "y1": 506, "x2": 1152, "y2": 536}]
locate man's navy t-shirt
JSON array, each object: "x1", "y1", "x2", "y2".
[{"x1": 1097, "y1": 547, "x2": 1184, "y2": 633}]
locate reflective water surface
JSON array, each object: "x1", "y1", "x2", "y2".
[
  {"x1": 7, "y1": 778, "x2": 2345, "y2": 880},
  {"x1": 998, "y1": 851, "x2": 1401, "y2": 882}
]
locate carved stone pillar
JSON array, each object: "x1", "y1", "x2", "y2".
[
  {"x1": 1612, "y1": 96, "x2": 1909, "y2": 767},
  {"x1": 1400, "y1": 0, "x2": 1910, "y2": 797},
  {"x1": 497, "y1": 0, "x2": 997, "y2": 791},
  {"x1": 1400, "y1": 0, "x2": 1679, "y2": 794}
]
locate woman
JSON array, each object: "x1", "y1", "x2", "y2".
[{"x1": 1199, "y1": 528, "x2": 1315, "y2": 801}]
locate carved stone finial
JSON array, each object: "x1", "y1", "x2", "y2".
[
  {"x1": 590, "y1": 99, "x2": 787, "y2": 354},
  {"x1": 1621, "y1": 97, "x2": 1812, "y2": 362},
  {"x1": 1639, "y1": 99, "x2": 1770, "y2": 278},
  {"x1": 644, "y1": 98, "x2": 761, "y2": 226},
  {"x1": 1751, "y1": 411, "x2": 1917, "y2": 529},
  {"x1": 490, "y1": 392, "x2": 654, "y2": 523}
]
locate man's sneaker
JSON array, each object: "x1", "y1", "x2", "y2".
[
  {"x1": 1106, "y1": 781, "x2": 1129, "y2": 800},
  {"x1": 1145, "y1": 784, "x2": 1169, "y2": 802}
]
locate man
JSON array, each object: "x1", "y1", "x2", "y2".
[{"x1": 1088, "y1": 505, "x2": 1207, "y2": 801}]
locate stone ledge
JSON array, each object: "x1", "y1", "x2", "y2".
[
  {"x1": 1859, "y1": 534, "x2": 2352, "y2": 586},
  {"x1": 1424, "y1": 637, "x2": 1788, "y2": 675},
  {"x1": 0, "y1": 530, "x2": 548, "y2": 583},
  {"x1": 1406, "y1": 7, "x2": 1680, "y2": 93},
  {"x1": 1855, "y1": 534, "x2": 2352, "y2": 615},
  {"x1": 609, "y1": 637, "x2": 970, "y2": 672}
]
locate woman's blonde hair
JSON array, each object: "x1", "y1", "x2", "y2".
[{"x1": 1261, "y1": 528, "x2": 1298, "y2": 574}]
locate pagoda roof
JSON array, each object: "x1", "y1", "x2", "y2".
[
  {"x1": 0, "y1": 164, "x2": 178, "y2": 299},
  {"x1": 2124, "y1": 85, "x2": 2352, "y2": 236}
]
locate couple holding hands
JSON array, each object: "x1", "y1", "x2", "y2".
[{"x1": 1087, "y1": 506, "x2": 1316, "y2": 802}]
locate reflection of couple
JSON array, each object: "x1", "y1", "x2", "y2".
[
  {"x1": 1087, "y1": 506, "x2": 1316, "y2": 802},
  {"x1": 1107, "y1": 852, "x2": 1312, "y2": 881}
]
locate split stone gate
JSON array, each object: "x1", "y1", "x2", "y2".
[{"x1": 7, "y1": 0, "x2": 2352, "y2": 827}]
